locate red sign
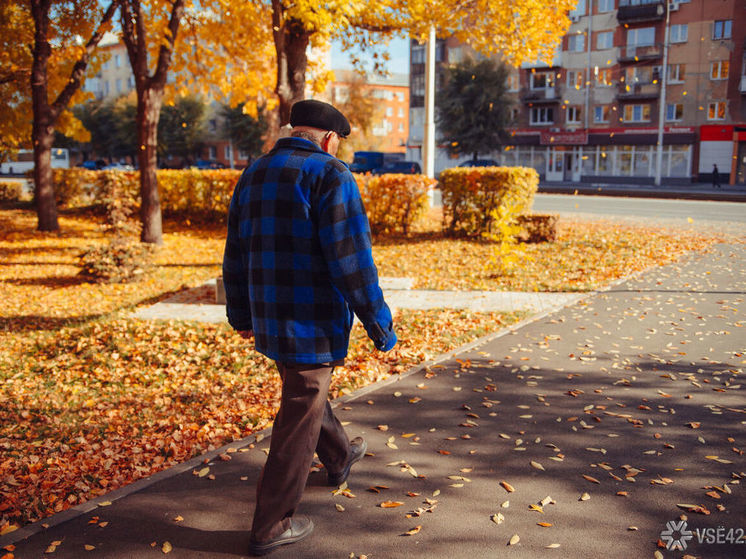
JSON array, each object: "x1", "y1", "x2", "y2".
[{"x1": 540, "y1": 130, "x2": 588, "y2": 145}]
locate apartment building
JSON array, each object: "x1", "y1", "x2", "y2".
[
  {"x1": 329, "y1": 70, "x2": 409, "y2": 152},
  {"x1": 408, "y1": 0, "x2": 746, "y2": 185}
]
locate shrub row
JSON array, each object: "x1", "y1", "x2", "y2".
[
  {"x1": 438, "y1": 166, "x2": 540, "y2": 236},
  {"x1": 0, "y1": 181, "x2": 23, "y2": 202},
  {"x1": 49, "y1": 168, "x2": 435, "y2": 236},
  {"x1": 356, "y1": 173, "x2": 435, "y2": 235}
]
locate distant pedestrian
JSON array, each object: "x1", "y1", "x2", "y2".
[
  {"x1": 223, "y1": 100, "x2": 397, "y2": 556},
  {"x1": 712, "y1": 164, "x2": 721, "y2": 188}
]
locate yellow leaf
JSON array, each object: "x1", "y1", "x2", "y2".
[
  {"x1": 380, "y1": 501, "x2": 404, "y2": 508},
  {"x1": 84, "y1": 544, "x2": 95, "y2": 551},
  {"x1": 500, "y1": 481, "x2": 515, "y2": 493},
  {"x1": 162, "y1": 541, "x2": 172, "y2": 554},
  {"x1": 508, "y1": 534, "x2": 520, "y2": 545},
  {"x1": 401, "y1": 525, "x2": 422, "y2": 536}
]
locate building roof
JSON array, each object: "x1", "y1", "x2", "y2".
[{"x1": 332, "y1": 69, "x2": 409, "y2": 88}]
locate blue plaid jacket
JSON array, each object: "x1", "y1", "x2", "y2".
[{"x1": 222, "y1": 137, "x2": 397, "y2": 364}]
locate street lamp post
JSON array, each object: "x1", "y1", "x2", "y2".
[
  {"x1": 654, "y1": 1, "x2": 671, "y2": 186},
  {"x1": 423, "y1": 27, "x2": 436, "y2": 180}
]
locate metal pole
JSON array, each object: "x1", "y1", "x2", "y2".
[
  {"x1": 423, "y1": 27, "x2": 436, "y2": 179},
  {"x1": 654, "y1": 1, "x2": 670, "y2": 186},
  {"x1": 584, "y1": 7, "x2": 592, "y2": 131}
]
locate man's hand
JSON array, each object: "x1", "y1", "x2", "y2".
[{"x1": 238, "y1": 330, "x2": 254, "y2": 339}]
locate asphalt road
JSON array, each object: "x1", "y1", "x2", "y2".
[{"x1": 532, "y1": 193, "x2": 746, "y2": 225}]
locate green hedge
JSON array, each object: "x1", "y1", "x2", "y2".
[{"x1": 438, "y1": 166, "x2": 539, "y2": 236}]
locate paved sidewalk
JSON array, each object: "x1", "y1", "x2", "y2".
[
  {"x1": 6, "y1": 244, "x2": 745, "y2": 558},
  {"x1": 538, "y1": 180, "x2": 746, "y2": 202},
  {"x1": 132, "y1": 278, "x2": 580, "y2": 323}
]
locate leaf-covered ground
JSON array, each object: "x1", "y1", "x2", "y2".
[{"x1": 0, "y1": 207, "x2": 730, "y2": 531}]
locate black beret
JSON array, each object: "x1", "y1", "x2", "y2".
[{"x1": 290, "y1": 100, "x2": 351, "y2": 138}]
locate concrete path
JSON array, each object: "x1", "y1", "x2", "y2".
[
  {"x1": 6, "y1": 243, "x2": 745, "y2": 558},
  {"x1": 132, "y1": 278, "x2": 580, "y2": 323}
]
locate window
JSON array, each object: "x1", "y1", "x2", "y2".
[
  {"x1": 712, "y1": 20, "x2": 732, "y2": 40},
  {"x1": 567, "y1": 70, "x2": 584, "y2": 89},
  {"x1": 568, "y1": 34, "x2": 585, "y2": 52},
  {"x1": 667, "y1": 64, "x2": 685, "y2": 83},
  {"x1": 386, "y1": 107, "x2": 393, "y2": 116},
  {"x1": 128, "y1": 76, "x2": 135, "y2": 89},
  {"x1": 596, "y1": 31, "x2": 613, "y2": 50},
  {"x1": 224, "y1": 145, "x2": 232, "y2": 159},
  {"x1": 707, "y1": 101, "x2": 726, "y2": 120},
  {"x1": 411, "y1": 45, "x2": 425, "y2": 64},
  {"x1": 666, "y1": 103, "x2": 683, "y2": 121},
  {"x1": 594, "y1": 105, "x2": 610, "y2": 123},
  {"x1": 411, "y1": 74, "x2": 425, "y2": 96},
  {"x1": 208, "y1": 146, "x2": 217, "y2": 159},
  {"x1": 670, "y1": 24, "x2": 688, "y2": 44},
  {"x1": 597, "y1": 0, "x2": 614, "y2": 12},
  {"x1": 396, "y1": 92, "x2": 405, "y2": 101},
  {"x1": 103, "y1": 81, "x2": 110, "y2": 95},
  {"x1": 625, "y1": 66, "x2": 653, "y2": 84},
  {"x1": 566, "y1": 106, "x2": 582, "y2": 123},
  {"x1": 627, "y1": 27, "x2": 655, "y2": 47},
  {"x1": 623, "y1": 104, "x2": 651, "y2": 122},
  {"x1": 595, "y1": 68, "x2": 613, "y2": 86},
  {"x1": 530, "y1": 107, "x2": 554, "y2": 124},
  {"x1": 570, "y1": 0, "x2": 586, "y2": 16},
  {"x1": 116, "y1": 78, "x2": 122, "y2": 93},
  {"x1": 507, "y1": 74, "x2": 519, "y2": 92},
  {"x1": 398, "y1": 107, "x2": 404, "y2": 117},
  {"x1": 114, "y1": 54, "x2": 121, "y2": 67},
  {"x1": 398, "y1": 123, "x2": 404, "y2": 132},
  {"x1": 209, "y1": 119, "x2": 217, "y2": 132},
  {"x1": 510, "y1": 107, "x2": 519, "y2": 122},
  {"x1": 448, "y1": 46, "x2": 463, "y2": 64},
  {"x1": 530, "y1": 72, "x2": 555, "y2": 89},
  {"x1": 238, "y1": 149, "x2": 249, "y2": 160},
  {"x1": 710, "y1": 61, "x2": 729, "y2": 80}
]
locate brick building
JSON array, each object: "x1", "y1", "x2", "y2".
[
  {"x1": 329, "y1": 70, "x2": 409, "y2": 153},
  {"x1": 408, "y1": 0, "x2": 746, "y2": 185}
]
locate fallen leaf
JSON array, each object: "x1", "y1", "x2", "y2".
[
  {"x1": 401, "y1": 525, "x2": 422, "y2": 536},
  {"x1": 491, "y1": 513, "x2": 505, "y2": 524},
  {"x1": 335, "y1": 503, "x2": 345, "y2": 512},
  {"x1": 582, "y1": 475, "x2": 600, "y2": 484},
  {"x1": 537, "y1": 522, "x2": 552, "y2": 527},
  {"x1": 84, "y1": 545, "x2": 95, "y2": 551},
  {"x1": 500, "y1": 481, "x2": 515, "y2": 493},
  {"x1": 162, "y1": 541, "x2": 172, "y2": 554},
  {"x1": 545, "y1": 543, "x2": 561, "y2": 548},
  {"x1": 530, "y1": 460, "x2": 545, "y2": 471},
  {"x1": 380, "y1": 501, "x2": 404, "y2": 508},
  {"x1": 579, "y1": 493, "x2": 591, "y2": 501},
  {"x1": 508, "y1": 534, "x2": 520, "y2": 546}
]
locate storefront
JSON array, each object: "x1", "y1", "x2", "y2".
[
  {"x1": 699, "y1": 124, "x2": 746, "y2": 185},
  {"x1": 502, "y1": 127, "x2": 696, "y2": 183}
]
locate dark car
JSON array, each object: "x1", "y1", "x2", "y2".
[
  {"x1": 193, "y1": 159, "x2": 226, "y2": 170},
  {"x1": 78, "y1": 159, "x2": 107, "y2": 170},
  {"x1": 372, "y1": 161, "x2": 422, "y2": 175},
  {"x1": 458, "y1": 159, "x2": 499, "y2": 168}
]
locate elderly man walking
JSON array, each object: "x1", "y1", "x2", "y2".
[{"x1": 222, "y1": 100, "x2": 397, "y2": 556}]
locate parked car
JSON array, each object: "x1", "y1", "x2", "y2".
[
  {"x1": 350, "y1": 151, "x2": 406, "y2": 173},
  {"x1": 372, "y1": 161, "x2": 422, "y2": 175},
  {"x1": 102, "y1": 162, "x2": 135, "y2": 171},
  {"x1": 192, "y1": 159, "x2": 226, "y2": 170},
  {"x1": 458, "y1": 159, "x2": 499, "y2": 168},
  {"x1": 78, "y1": 159, "x2": 107, "y2": 170}
]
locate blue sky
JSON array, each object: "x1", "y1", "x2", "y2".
[{"x1": 330, "y1": 37, "x2": 410, "y2": 75}]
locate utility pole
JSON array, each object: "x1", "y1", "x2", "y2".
[
  {"x1": 654, "y1": 1, "x2": 671, "y2": 186},
  {"x1": 423, "y1": 27, "x2": 436, "y2": 179}
]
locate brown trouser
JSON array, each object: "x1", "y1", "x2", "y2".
[{"x1": 250, "y1": 362, "x2": 351, "y2": 542}]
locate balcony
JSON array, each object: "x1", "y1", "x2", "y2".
[
  {"x1": 617, "y1": 0, "x2": 665, "y2": 23},
  {"x1": 617, "y1": 82, "x2": 661, "y2": 101},
  {"x1": 521, "y1": 87, "x2": 560, "y2": 104},
  {"x1": 618, "y1": 43, "x2": 663, "y2": 63},
  {"x1": 741, "y1": 75, "x2": 746, "y2": 94}
]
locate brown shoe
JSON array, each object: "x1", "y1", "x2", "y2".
[
  {"x1": 327, "y1": 437, "x2": 367, "y2": 486},
  {"x1": 249, "y1": 516, "x2": 314, "y2": 556}
]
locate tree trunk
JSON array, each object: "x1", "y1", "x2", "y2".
[
  {"x1": 136, "y1": 87, "x2": 164, "y2": 244},
  {"x1": 30, "y1": 0, "x2": 58, "y2": 232},
  {"x1": 32, "y1": 122, "x2": 58, "y2": 231},
  {"x1": 272, "y1": 11, "x2": 310, "y2": 128}
]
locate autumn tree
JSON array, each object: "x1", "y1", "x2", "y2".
[
  {"x1": 331, "y1": 73, "x2": 384, "y2": 162},
  {"x1": 158, "y1": 95, "x2": 207, "y2": 164},
  {"x1": 438, "y1": 57, "x2": 513, "y2": 161},
  {"x1": 220, "y1": 104, "x2": 268, "y2": 166},
  {"x1": 267, "y1": 0, "x2": 577, "y2": 133},
  {"x1": 0, "y1": 0, "x2": 116, "y2": 232}
]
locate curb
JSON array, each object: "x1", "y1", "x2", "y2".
[{"x1": 539, "y1": 185, "x2": 746, "y2": 202}]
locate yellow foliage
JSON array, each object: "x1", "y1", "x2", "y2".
[
  {"x1": 438, "y1": 166, "x2": 539, "y2": 237},
  {"x1": 356, "y1": 173, "x2": 435, "y2": 235}
]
